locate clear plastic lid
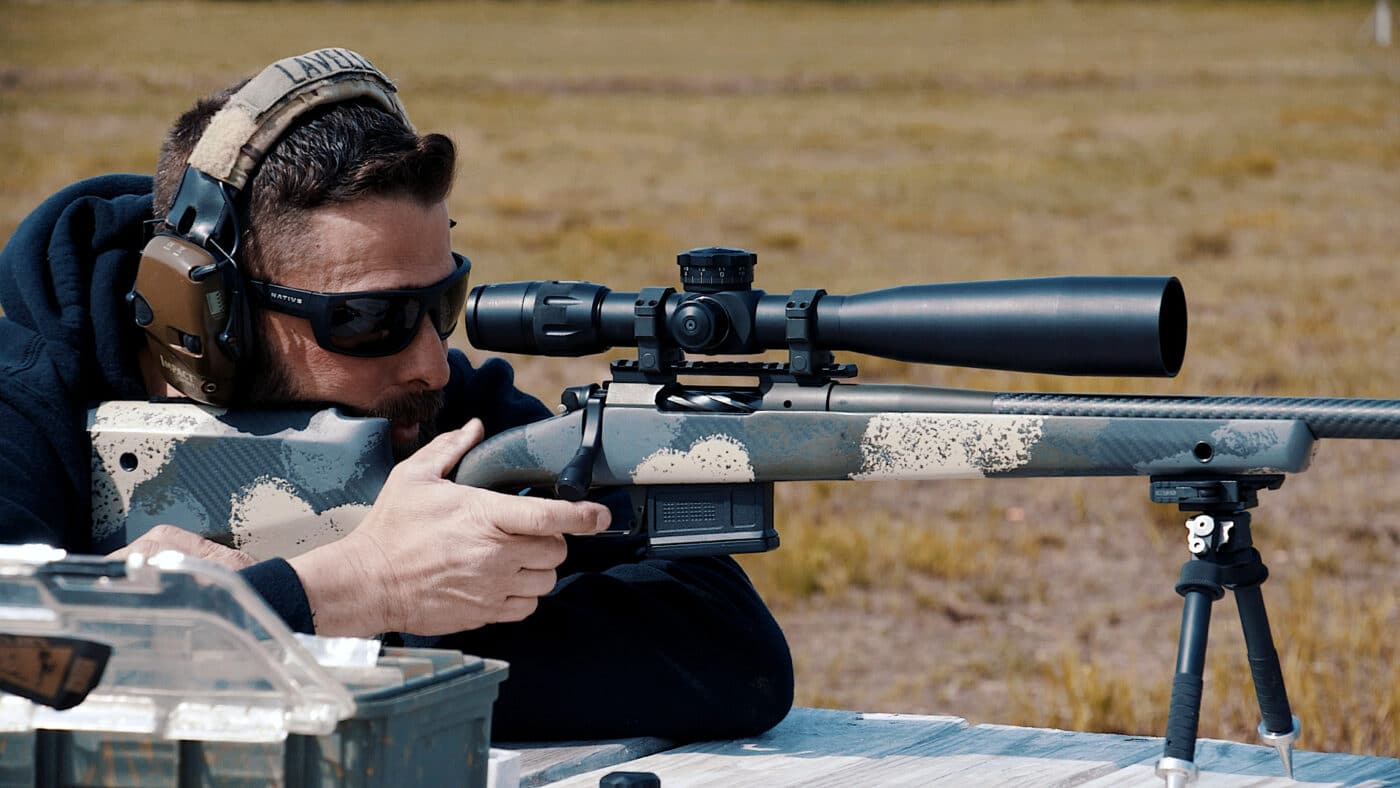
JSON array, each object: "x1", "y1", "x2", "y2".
[{"x1": 0, "y1": 545, "x2": 356, "y2": 742}]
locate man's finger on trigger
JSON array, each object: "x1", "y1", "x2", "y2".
[
  {"x1": 541, "y1": 500, "x2": 611, "y2": 535},
  {"x1": 498, "y1": 499, "x2": 611, "y2": 536}
]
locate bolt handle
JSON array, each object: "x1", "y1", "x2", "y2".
[{"x1": 555, "y1": 387, "x2": 606, "y2": 502}]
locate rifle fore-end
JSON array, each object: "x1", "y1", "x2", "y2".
[
  {"x1": 450, "y1": 381, "x2": 1349, "y2": 557},
  {"x1": 452, "y1": 397, "x2": 1320, "y2": 489}
]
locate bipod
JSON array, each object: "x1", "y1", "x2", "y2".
[{"x1": 1148, "y1": 476, "x2": 1301, "y2": 787}]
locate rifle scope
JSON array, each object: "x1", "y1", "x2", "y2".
[{"x1": 466, "y1": 248, "x2": 1187, "y2": 377}]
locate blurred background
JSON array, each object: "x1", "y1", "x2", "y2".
[{"x1": 4, "y1": 0, "x2": 1398, "y2": 754}]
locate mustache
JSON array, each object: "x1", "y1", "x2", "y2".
[{"x1": 361, "y1": 389, "x2": 445, "y2": 426}]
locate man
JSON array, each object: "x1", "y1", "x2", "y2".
[{"x1": 0, "y1": 51, "x2": 793, "y2": 740}]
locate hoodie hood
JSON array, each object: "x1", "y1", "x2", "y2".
[{"x1": 0, "y1": 174, "x2": 153, "y2": 401}]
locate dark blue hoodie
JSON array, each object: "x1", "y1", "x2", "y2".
[{"x1": 0, "y1": 175, "x2": 793, "y2": 740}]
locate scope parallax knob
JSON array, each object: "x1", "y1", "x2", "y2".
[
  {"x1": 677, "y1": 247, "x2": 756, "y2": 293},
  {"x1": 668, "y1": 298, "x2": 728, "y2": 352}
]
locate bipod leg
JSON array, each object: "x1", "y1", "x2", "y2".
[
  {"x1": 1157, "y1": 557, "x2": 1225, "y2": 787},
  {"x1": 1222, "y1": 516, "x2": 1300, "y2": 777},
  {"x1": 1149, "y1": 475, "x2": 1292, "y2": 785}
]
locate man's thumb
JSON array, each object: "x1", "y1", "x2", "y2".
[{"x1": 399, "y1": 418, "x2": 485, "y2": 480}]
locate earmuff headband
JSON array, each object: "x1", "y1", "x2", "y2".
[{"x1": 188, "y1": 48, "x2": 411, "y2": 190}]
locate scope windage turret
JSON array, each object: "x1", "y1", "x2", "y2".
[{"x1": 465, "y1": 249, "x2": 1187, "y2": 377}]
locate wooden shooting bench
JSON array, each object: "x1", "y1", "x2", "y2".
[{"x1": 505, "y1": 707, "x2": 1400, "y2": 787}]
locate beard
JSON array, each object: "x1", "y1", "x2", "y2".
[
  {"x1": 365, "y1": 388, "x2": 445, "y2": 461},
  {"x1": 239, "y1": 344, "x2": 445, "y2": 462}
]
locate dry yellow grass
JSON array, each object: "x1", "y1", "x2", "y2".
[{"x1": 4, "y1": 0, "x2": 1399, "y2": 757}]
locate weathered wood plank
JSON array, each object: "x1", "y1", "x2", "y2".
[
  {"x1": 1082, "y1": 735, "x2": 1400, "y2": 787},
  {"x1": 503, "y1": 736, "x2": 676, "y2": 788},
  {"x1": 539, "y1": 709, "x2": 969, "y2": 788},
  {"x1": 532, "y1": 708, "x2": 1400, "y2": 787}
]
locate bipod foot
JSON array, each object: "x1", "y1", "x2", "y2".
[
  {"x1": 1155, "y1": 756, "x2": 1198, "y2": 788},
  {"x1": 1259, "y1": 715, "x2": 1301, "y2": 779}
]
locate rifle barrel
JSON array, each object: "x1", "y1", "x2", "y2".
[
  {"x1": 993, "y1": 393, "x2": 1400, "y2": 440},
  {"x1": 822, "y1": 385, "x2": 1400, "y2": 440}
]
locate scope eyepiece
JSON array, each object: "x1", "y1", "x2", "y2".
[{"x1": 464, "y1": 280, "x2": 612, "y2": 357}]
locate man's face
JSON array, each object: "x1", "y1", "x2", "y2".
[{"x1": 245, "y1": 196, "x2": 456, "y2": 459}]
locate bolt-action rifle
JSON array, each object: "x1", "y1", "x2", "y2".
[{"x1": 451, "y1": 247, "x2": 1400, "y2": 786}]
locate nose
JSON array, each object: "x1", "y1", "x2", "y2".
[{"x1": 395, "y1": 315, "x2": 451, "y2": 391}]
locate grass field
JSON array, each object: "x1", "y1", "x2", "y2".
[{"x1": 4, "y1": 0, "x2": 1400, "y2": 756}]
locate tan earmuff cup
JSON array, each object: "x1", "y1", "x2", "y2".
[{"x1": 131, "y1": 235, "x2": 240, "y2": 406}]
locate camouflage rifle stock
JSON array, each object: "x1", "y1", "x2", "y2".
[{"x1": 88, "y1": 403, "x2": 391, "y2": 559}]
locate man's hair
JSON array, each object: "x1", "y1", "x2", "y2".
[{"x1": 152, "y1": 81, "x2": 456, "y2": 280}]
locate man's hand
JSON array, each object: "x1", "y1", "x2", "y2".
[
  {"x1": 289, "y1": 418, "x2": 611, "y2": 637},
  {"x1": 108, "y1": 524, "x2": 258, "y2": 570}
]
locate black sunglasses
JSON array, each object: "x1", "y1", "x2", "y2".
[{"x1": 246, "y1": 253, "x2": 472, "y2": 357}]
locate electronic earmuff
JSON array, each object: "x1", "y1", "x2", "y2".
[{"x1": 127, "y1": 48, "x2": 412, "y2": 406}]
